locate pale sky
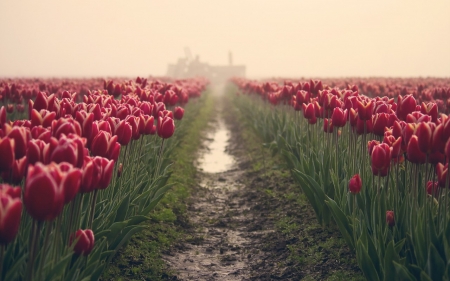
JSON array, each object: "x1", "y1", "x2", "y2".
[{"x1": 1, "y1": 0, "x2": 449, "y2": 78}]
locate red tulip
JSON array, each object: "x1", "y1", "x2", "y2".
[
  {"x1": 323, "y1": 118, "x2": 333, "y2": 133},
  {"x1": 90, "y1": 131, "x2": 121, "y2": 161},
  {"x1": 30, "y1": 109, "x2": 56, "y2": 128},
  {"x1": 426, "y1": 181, "x2": 439, "y2": 197},
  {"x1": 406, "y1": 136, "x2": 427, "y2": 164},
  {"x1": 356, "y1": 98, "x2": 374, "y2": 121},
  {"x1": 436, "y1": 163, "x2": 448, "y2": 187},
  {"x1": 24, "y1": 162, "x2": 81, "y2": 221},
  {"x1": 80, "y1": 156, "x2": 101, "y2": 193},
  {"x1": 371, "y1": 143, "x2": 391, "y2": 177},
  {"x1": 372, "y1": 113, "x2": 389, "y2": 136},
  {"x1": 331, "y1": 108, "x2": 347, "y2": 127},
  {"x1": 31, "y1": 126, "x2": 52, "y2": 142},
  {"x1": 1, "y1": 156, "x2": 27, "y2": 184},
  {"x1": 431, "y1": 124, "x2": 445, "y2": 154},
  {"x1": 302, "y1": 103, "x2": 315, "y2": 120},
  {"x1": 51, "y1": 118, "x2": 82, "y2": 139},
  {"x1": 125, "y1": 116, "x2": 140, "y2": 141},
  {"x1": 70, "y1": 229, "x2": 95, "y2": 256},
  {"x1": 107, "y1": 117, "x2": 132, "y2": 146},
  {"x1": 396, "y1": 95, "x2": 416, "y2": 121},
  {"x1": 421, "y1": 102, "x2": 438, "y2": 123},
  {"x1": 0, "y1": 192, "x2": 22, "y2": 244},
  {"x1": 296, "y1": 90, "x2": 310, "y2": 105},
  {"x1": 174, "y1": 107, "x2": 185, "y2": 120},
  {"x1": 348, "y1": 174, "x2": 362, "y2": 194},
  {"x1": 44, "y1": 134, "x2": 87, "y2": 168},
  {"x1": 153, "y1": 102, "x2": 166, "y2": 118},
  {"x1": 140, "y1": 115, "x2": 154, "y2": 135},
  {"x1": 6, "y1": 125, "x2": 31, "y2": 159},
  {"x1": 367, "y1": 140, "x2": 380, "y2": 156},
  {"x1": 157, "y1": 116, "x2": 175, "y2": 139},
  {"x1": 0, "y1": 137, "x2": 15, "y2": 172},
  {"x1": 386, "y1": 210, "x2": 395, "y2": 227},
  {"x1": 0, "y1": 184, "x2": 21, "y2": 199},
  {"x1": 93, "y1": 157, "x2": 114, "y2": 190},
  {"x1": 416, "y1": 122, "x2": 433, "y2": 154},
  {"x1": 75, "y1": 111, "x2": 94, "y2": 140},
  {"x1": 0, "y1": 106, "x2": 6, "y2": 125},
  {"x1": 382, "y1": 135, "x2": 402, "y2": 159}
]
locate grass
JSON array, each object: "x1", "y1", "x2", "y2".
[{"x1": 101, "y1": 89, "x2": 215, "y2": 280}]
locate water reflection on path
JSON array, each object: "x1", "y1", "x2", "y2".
[{"x1": 198, "y1": 118, "x2": 235, "y2": 173}]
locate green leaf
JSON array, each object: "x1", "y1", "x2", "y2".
[
  {"x1": 4, "y1": 252, "x2": 27, "y2": 281},
  {"x1": 114, "y1": 193, "x2": 130, "y2": 222},
  {"x1": 44, "y1": 252, "x2": 73, "y2": 281},
  {"x1": 106, "y1": 221, "x2": 129, "y2": 242},
  {"x1": 325, "y1": 196, "x2": 354, "y2": 250},
  {"x1": 108, "y1": 225, "x2": 147, "y2": 262},
  {"x1": 384, "y1": 240, "x2": 399, "y2": 281},
  {"x1": 356, "y1": 239, "x2": 380, "y2": 281},
  {"x1": 427, "y1": 243, "x2": 445, "y2": 280},
  {"x1": 393, "y1": 261, "x2": 417, "y2": 281},
  {"x1": 127, "y1": 215, "x2": 150, "y2": 226}
]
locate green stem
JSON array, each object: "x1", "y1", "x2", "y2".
[
  {"x1": 36, "y1": 221, "x2": 53, "y2": 281},
  {"x1": 0, "y1": 244, "x2": 4, "y2": 281},
  {"x1": 88, "y1": 190, "x2": 99, "y2": 229}
]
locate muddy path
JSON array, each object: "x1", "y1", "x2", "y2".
[{"x1": 163, "y1": 88, "x2": 362, "y2": 280}]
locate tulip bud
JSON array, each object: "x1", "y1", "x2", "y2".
[
  {"x1": 117, "y1": 163, "x2": 123, "y2": 178},
  {"x1": 386, "y1": 211, "x2": 395, "y2": 227},
  {"x1": 174, "y1": 106, "x2": 185, "y2": 120},
  {"x1": 70, "y1": 229, "x2": 95, "y2": 256},
  {"x1": 348, "y1": 174, "x2": 362, "y2": 194}
]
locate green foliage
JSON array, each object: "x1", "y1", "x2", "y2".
[{"x1": 231, "y1": 84, "x2": 450, "y2": 281}]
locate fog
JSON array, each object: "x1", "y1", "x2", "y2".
[{"x1": 1, "y1": 0, "x2": 449, "y2": 78}]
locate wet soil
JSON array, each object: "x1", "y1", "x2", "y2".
[{"x1": 163, "y1": 93, "x2": 362, "y2": 280}]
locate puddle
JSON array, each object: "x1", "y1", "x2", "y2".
[{"x1": 198, "y1": 119, "x2": 235, "y2": 173}]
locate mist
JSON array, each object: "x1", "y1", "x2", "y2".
[{"x1": 1, "y1": 0, "x2": 449, "y2": 78}]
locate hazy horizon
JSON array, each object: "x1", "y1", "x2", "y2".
[{"x1": 1, "y1": 0, "x2": 449, "y2": 79}]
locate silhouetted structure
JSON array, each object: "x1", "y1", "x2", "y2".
[{"x1": 167, "y1": 49, "x2": 246, "y2": 83}]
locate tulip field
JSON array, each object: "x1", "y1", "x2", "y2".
[
  {"x1": 2, "y1": 75, "x2": 450, "y2": 280},
  {"x1": 0, "y1": 77, "x2": 207, "y2": 280},
  {"x1": 230, "y1": 77, "x2": 450, "y2": 281}
]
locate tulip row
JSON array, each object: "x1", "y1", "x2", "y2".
[
  {"x1": 231, "y1": 77, "x2": 450, "y2": 281},
  {"x1": 0, "y1": 76, "x2": 208, "y2": 280}
]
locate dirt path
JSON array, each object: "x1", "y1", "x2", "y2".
[{"x1": 163, "y1": 89, "x2": 362, "y2": 280}]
